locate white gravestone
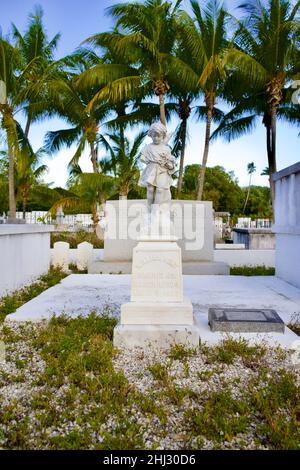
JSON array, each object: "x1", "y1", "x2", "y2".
[
  {"x1": 77, "y1": 242, "x2": 93, "y2": 271},
  {"x1": 52, "y1": 242, "x2": 70, "y2": 272}
]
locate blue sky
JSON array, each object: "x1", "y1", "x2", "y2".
[{"x1": 1, "y1": 0, "x2": 299, "y2": 188}]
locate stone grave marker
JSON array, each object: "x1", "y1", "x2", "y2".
[
  {"x1": 77, "y1": 241, "x2": 93, "y2": 271},
  {"x1": 208, "y1": 308, "x2": 285, "y2": 333},
  {"x1": 53, "y1": 241, "x2": 70, "y2": 272}
]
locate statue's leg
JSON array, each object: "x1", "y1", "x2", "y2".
[
  {"x1": 154, "y1": 188, "x2": 164, "y2": 205},
  {"x1": 154, "y1": 189, "x2": 172, "y2": 236},
  {"x1": 147, "y1": 184, "x2": 155, "y2": 212}
]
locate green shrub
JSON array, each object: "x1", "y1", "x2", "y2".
[
  {"x1": 230, "y1": 266, "x2": 275, "y2": 276},
  {"x1": 50, "y1": 230, "x2": 104, "y2": 248}
]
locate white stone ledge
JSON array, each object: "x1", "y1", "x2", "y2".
[
  {"x1": 273, "y1": 161, "x2": 300, "y2": 181},
  {"x1": 273, "y1": 225, "x2": 300, "y2": 235},
  {"x1": 0, "y1": 224, "x2": 54, "y2": 236}
]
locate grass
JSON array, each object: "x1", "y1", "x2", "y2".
[
  {"x1": 187, "y1": 388, "x2": 250, "y2": 445},
  {"x1": 0, "y1": 267, "x2": 67, "y2": 323},
  {"x1": 230, "y1": 266, "x2": 275, "y2": 276},
  {"x1": 249, "y1": 369, "x2": 300, "y2": 450},
  {"x1": 51, "y1": 230, "x2": 104, "y2": 249},
  {"x1": 203, "y1": 338, "x2": 267, "y2": 367}
]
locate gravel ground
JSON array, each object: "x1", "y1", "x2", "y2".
[{"x1": 0, "y1": 320, "x2": 300, "y2": 450}]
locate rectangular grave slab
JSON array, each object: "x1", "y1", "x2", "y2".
[{"x1": 208, "y1": 308, "x2": 285, "y2": 333}]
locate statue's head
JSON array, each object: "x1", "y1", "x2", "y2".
[{"x1": 148, "y1": 122, "x2": 167, "y2": 145}]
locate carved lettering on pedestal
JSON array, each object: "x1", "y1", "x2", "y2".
[{"x1": 135, "y1": 254, "x2": 179, "y2": 269}]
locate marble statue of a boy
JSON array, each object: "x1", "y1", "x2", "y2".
[{"x1": 139, "y1": 122, "x2": 176, "y2": 211}]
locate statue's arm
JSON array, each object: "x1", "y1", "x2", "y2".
[{"x1": 140, "y1": 146, "x2": 149, "y2": 164}]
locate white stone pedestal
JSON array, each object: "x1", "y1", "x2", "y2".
[{"x1": 114, "y1": 238, "x2": 200, "y2": 349}]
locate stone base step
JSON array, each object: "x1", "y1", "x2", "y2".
[
  {"x1": 88, "y1": 261, "x2": 229, "y2": 275},
  {"x1": 113, "y1": 324, "x2": 200, "y2": 349},
  {"x1": 121, "y1": 298, "x2": 193, "y2": 325}
]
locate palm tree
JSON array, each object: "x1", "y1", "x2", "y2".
[
  {"x1": 11, "y1": 5, "x2": 61, "y2": 139},
  {"x1": 44, "y1": 67, "x2": 112, "y2": 173},
  {"x1": 82, "y1": 0, "x2": 195, "y2": 125},
  {"x1": 0, "y1": 38, "x2": 24, "y2": 219},
  {"x1": 173, "y1": 95, "x2": 192, "y2": 196},
  {"x1": 179, "y1": 0, "x2": 232, "y2": 201},
  {"x1": 14, "y1": 128, "x2": 48, "y2": 218},
  {"x1": 225, "y1": 0, "x2": 300, "y2": 206},
  {"x1": 243, "y1": 162, "x2": 256, "y2": 213},
  {"x1": 99, "y1": 131, "x2": 146, "y2": 199},
  {"x1": 49, "y1": 171, "x2": 116, "y2": 230},
  {"x1": 0, "y1": 8, "x2": 60, "y2": 221}
]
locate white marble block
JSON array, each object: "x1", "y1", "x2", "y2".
[
  {"x1": 77, "y1": 241, "x2": 93, "y2": 271},
  {"x1": 115, "y1": 238, "x2": 200, "y2": 349},
  {"x1": 52, "y1": 241, "x2": 70, "y2": 272},
  {"x1": 131, "y1": 240, "x2": 183, "y2": 303}
]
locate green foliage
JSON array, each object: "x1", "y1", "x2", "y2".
[
  {"x1": 230, "y1": 266, "x2": 275, "y2": 276},
  {"x1": 242, "y1": 185, "x2": 273, "y2": 218},
  {"x1": 50, "y1": 230, "x2": 104, "y2": 248},
  {"x1": 182, "y1": 164, "x2": 245, "y2": 215}
]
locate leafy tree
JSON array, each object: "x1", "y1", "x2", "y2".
[
  {"x1": 182, "y1": 164, "x2": 244, "y2": 214},
  {"x1": 243, "y1": 185, "x2": 272, "y2": 218}
]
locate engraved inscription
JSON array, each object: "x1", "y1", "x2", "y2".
[{"x1": 135, "y1": 254, "x2": 179, "y2": 269}]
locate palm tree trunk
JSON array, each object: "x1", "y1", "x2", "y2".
[
  {"x1": 243, "y1": 174, "x2": 252, "y2": 213},
  {"x1": 25, "y1": 114, "x2": 31, "y2": 139},
  {"x1": 269, "y1": 105, "x2": 277, "y2": 213},
  {"x1": 22, "y1": 192, "x2": 28, "y2": 220},
  {"x1": 197, "y1": 104, "x2": 213, "y2": 201},
  {"x1": 91, "y1": 203, "x2": 99, "y2": 232},
  {"x1": 177, "y1": 118, "x2": 187, "y2": 198},
  {"x1": 119, "y1": 124, "x2": 125, "y2": 156},
  {"x1": 159, "y1": 94, "x2": 166, "y2": 126},
  {"x1": 119, "y1": 191, "x2": 127, "y2": 200},
  {"x1": 90, "y1": 143, "x2": 98, "y2": 173},
  {"x1": 8, "y1": 137, "x2": 16, "y2": 220}
]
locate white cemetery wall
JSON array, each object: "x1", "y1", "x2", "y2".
[
  {"x1": 0, "y1": 225, "x2": 54, "y2": 296},
  {"x1": 273, "y1": 162, "x2": 300, "y2": 289}
]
